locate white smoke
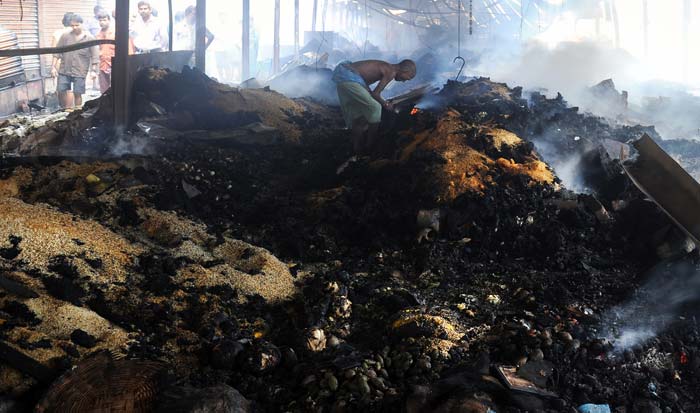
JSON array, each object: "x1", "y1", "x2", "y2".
[{"x1": 599, "y1": 260, "x2": 700, "y2": 352}]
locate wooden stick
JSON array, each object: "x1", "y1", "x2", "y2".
[
  {"x1": 0, "y1": 341, "x2": 56, "y2": 383},
  {"x1": 0, "y1": 40, "x2": 115, "y2": 58}
]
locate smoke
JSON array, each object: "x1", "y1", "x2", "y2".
[
  {"x1": 599, "y1": 259, "x2": 700, "y2": 352},
  {"x1": 530, "y1": 137, "x2": 589, "y2": 193},
  {"x1": 267, "y1": 66, "x2": 339, "y2": 105},
  {"x1": 469, "y1": 39, "x2": 700, "y2": 141},
  {"x1": 107, "y1": 124, "x2": 161, "y2": 157}
]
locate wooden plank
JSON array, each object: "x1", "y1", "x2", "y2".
[
  {"x1": 196, "y1": 0, "x2": 206, "y2": 71},
  {"x1": 623, "y1": 134, "x2": 700, "y2": 245},
  {"x1": 0, "y1": 341, "x2": 56, "y2": 383},
  {"x1": 0, "y1": 39, "x2": 115, "y2": 57},
  {"x1": 113, "y1": 0, "x2": 131, "y2": 128}
]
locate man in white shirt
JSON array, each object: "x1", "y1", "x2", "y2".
[{"x1": 130, "y1": 1, "x2": 168, "y2": 53}]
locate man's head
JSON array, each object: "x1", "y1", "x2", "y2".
[
  {"x1": 185, "y1": 6, "x2": 196, "y2": 23},
  {"x1": 98, "y1": 12, "x2": 111, "y2": 30},
  {"x1": 138, "y1": 1, "x2": 152, "y2": 20},
  {"x1": 94, "y1": 6, "x2": 105, "y2": 18},
  {"x1": 69, "y1": 14, "x2": 84, "y2": 34},
  {"x1": 394, "y1": 60, "x2": 416, "y2": 82},
  {"x1": 62, "y1": 12, "x2": 75, "y2": 28}
]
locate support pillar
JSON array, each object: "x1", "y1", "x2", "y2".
[
  {"x1": 294, "y1": 0, "x2": 300, "y2": 58},
  {"x1": 242, "y1": 0, "x2": 250, "y2": 80},
  {"x1": 683, "y1": 0, "x2": 690, "y2": 82},
  {"x1": 642, "y1": 0, "x2": 648, "y2": 58},
  {"x1": 273, "y1": 0, "x2": 280, "y2": 73},
  {"x1": 113, "y1": 0, "x2": 130, "y2": 127},
  {"x1": 195, "y1": 0, "x2": 206, "y2": 71}
]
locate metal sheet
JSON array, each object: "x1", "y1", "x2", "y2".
[
  {"x1": 0, "y1": 0, "x2": 40, "y2": 79},
  {"x1": 0, "y1": 29, "x2": 25, "y2": 86},
  {"x1": 623, "y1": 134, "x2": 700, "y2": 246}
]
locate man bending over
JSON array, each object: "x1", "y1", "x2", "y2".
[{"x1": 332, "y1": 59, "x2": 416, "y2": 155}]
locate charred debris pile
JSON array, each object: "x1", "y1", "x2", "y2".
[{"x1": 0, "y1": 68, "x2": 699, "y2": 412}]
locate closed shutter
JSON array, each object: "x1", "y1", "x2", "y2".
[
  {"x1": 0, "y1": 28, "x2": 25, "y2": 88},
  {"x1": 0, "y1": 0, "x2": 40, "y2": 80},
  {"x1": 39, "y1": 1, "x2": 111, "y2": 76}
]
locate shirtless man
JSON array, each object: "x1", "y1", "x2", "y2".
[{"x1": 332, "y1": 59, "x2": 416, "y2": 155}]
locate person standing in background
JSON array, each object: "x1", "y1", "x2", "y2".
[
  {"x1": 212, "y1": 12, "x2": 239, "y2": 82},
  {"x1": 52, "y1": 12, "x2": 74, "y2": 47},
  {"x1": 130, "y1": 1, "x2": 168, "y2": 53},
  {"x1": 95, "y1": 12, "x2": 115, "y2": 93},
  {"x1": 52, "y1": 14, "x2": 99, "y2": 108},
  {"x1": 84, "y1": 6, "x2": 105, "y2": 36},
  {"x1": 51, "y1": 12, "x2": 75, "y2": 106}
]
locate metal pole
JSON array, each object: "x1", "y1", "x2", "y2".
[
  {"x1": 683, "y1": 0, "x2": 690, "y2": 82},
  {"x1": 113, "y1": 0, "x2": 130, "y2": 127},
  {"x1": 295, "y1": 0, "x2": 300, "y2": 58},
  {"x1": 642, "y1": 0, "x2": 648, "y2": 58},
  {"x1": 195, "y1": 0, "x2": 206, "y2": 71},
  {"x1": 274, "y1": 0, "x2": 280, "y2": 73},
  {"x1": 168, "y1": 0, "x2": 173, "y2": 51},
  {"x1": 312, "y1": 0, "x2": 318, "y2": 32},
  {"x1": 242, "y1": 0, "x2": 250, "y2": 80},
  {"x1": 610, "y1": 0, "x2": 620, "y2": 49}
]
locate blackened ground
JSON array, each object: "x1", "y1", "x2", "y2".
[{"x1": 2, "y1": 77, "x2": 700, "y2": 412}]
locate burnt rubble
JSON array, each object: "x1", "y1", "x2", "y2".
[{"x1": 0, "y1": 69, "x2": 699, "y2": 412}]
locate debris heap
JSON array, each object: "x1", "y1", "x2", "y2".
[{"x1": 0, "y1": 70, "x2": 699, "y2": 412}]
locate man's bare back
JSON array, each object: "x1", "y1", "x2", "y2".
[{"x1": 349, "y1": 60, "x2": 401, "y2": 107}]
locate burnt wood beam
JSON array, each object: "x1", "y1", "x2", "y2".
[{"x1": 0, "y1": 40, "x2": 115, "y2": 58}]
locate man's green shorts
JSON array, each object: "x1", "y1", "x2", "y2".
[{"x1": 336, "y1": 81, "x2": 382, "y2": 128}]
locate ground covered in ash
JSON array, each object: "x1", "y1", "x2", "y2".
[{"x1": 0, "y1": 69, "x2": 699, "y2": 412}]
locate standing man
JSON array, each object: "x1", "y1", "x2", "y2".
[
  {"x1": 51, "y1": 14, "x2": 99, "y2": 109},
  {"x1": 51, "y1": 12, "x2": 75, "y2": 106},
  {"x1": 85, "y1": 6, "x2": 105, "y2": 36},
  {"x1": 95, "y1": 12, "x2": 115, "y2": 93},
  {"x1": 130, "y1": 1, "x2": 168, "y2": 54}
]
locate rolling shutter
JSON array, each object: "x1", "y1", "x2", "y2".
[{"x1": 0, "y1": 0, "x2": 40, "y2": 80}]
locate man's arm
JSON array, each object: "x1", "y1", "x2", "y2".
[
  {"x1": 51, "y1": 34, "x2": 66, "y2": 77},
  {"x1": 89, "y1": 44, "x2": 100, "y2": 77},
  {"x1": 370, "y1": 67, "x2": 394, "y2": 108},
  {"x1": 51, "y1": 56, "x2": 61, "y2": 77}
]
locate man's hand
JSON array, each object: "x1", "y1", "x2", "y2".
[{"x1": 50, "y1": 67, "x2": 58, "y2": 78}]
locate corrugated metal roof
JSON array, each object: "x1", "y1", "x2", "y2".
[{"x1": 0, "y1": 0, "x2": 40, "y2": 80}]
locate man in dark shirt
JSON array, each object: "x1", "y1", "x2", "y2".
[{"x1": 51, "y1": 14, "x2": 99, "y2": 108}]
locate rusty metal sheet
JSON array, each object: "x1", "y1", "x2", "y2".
[
  {"x1": 623, "y1": 134, "x2": 700, "y2": 245},
  {"x1": 0, "y1": 0, "x2": 40, "y2": 79}
]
